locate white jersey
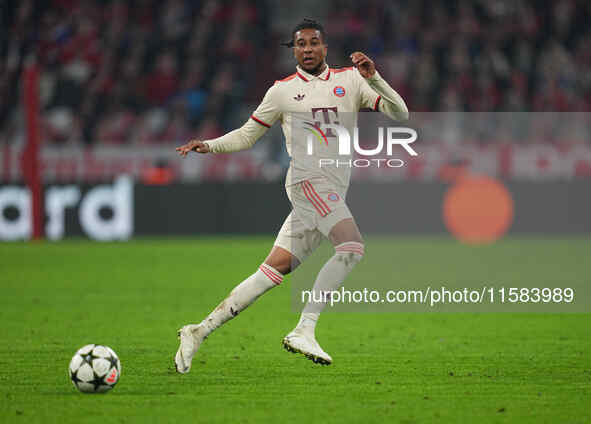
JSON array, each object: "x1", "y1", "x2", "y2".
[
  {"x1": 205, "y1": 64, "x2": 408, "y2": 190},
  {"x1": 250, "y1": 65, "x2": 381, "y2": 189}
]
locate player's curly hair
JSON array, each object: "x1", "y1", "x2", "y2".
[{"x1": 280, "y1": 18, "x2": 326, "y2": 48}]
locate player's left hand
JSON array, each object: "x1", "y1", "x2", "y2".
[
  {"x1": 350, "y1": 52, "x2": 376, "y2": 78},
  {"x1": 176, "y1": 139, "x2": 210, "y2": 157}
]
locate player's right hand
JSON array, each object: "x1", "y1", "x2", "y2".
[{"x1": 176, "y1": 139, "x2": 210, "y2": 157}]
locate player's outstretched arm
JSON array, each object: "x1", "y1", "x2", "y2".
[
  {"x1": 176, "y1": 84, "x2": 279, "y2": 156},
  {"x1": 351, "y1": 51, "x2": 409, "y2": 121},
  {"x1": 175, "y1": 118, "x2": 269, "y2": 157}
]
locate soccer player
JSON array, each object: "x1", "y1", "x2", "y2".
[{"x1": 174, "y1": 19, "x2": 408, "y2": 373}]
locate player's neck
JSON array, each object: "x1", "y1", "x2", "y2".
[{"x1": 306, "y1": 62, "x2": 327, "y2": 77}]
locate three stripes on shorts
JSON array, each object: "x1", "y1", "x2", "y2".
[{"x1": 301, "y1": 180, "x2": 331, "y2": 217}]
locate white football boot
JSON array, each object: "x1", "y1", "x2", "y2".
[
  {"x1": 282, "y1": 329, "x2": 332, "y2": 365},
  {"x1": 175, "y1": 324, "x2": 206, "y2": 374}
]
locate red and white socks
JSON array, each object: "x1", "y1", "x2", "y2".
[
  {"x1": 200, "y1": 263, "x2": 283, "y2": 338},
  {"x1": 197, "y1": 241, "x2": 364, "y2": 340},
  {"x1": 297, "y1": 241, "x2": 365, "y2": 336}
]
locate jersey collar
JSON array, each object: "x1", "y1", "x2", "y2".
[{"x1": 296, "y1": 64, "x2": 331, "y2": 82}]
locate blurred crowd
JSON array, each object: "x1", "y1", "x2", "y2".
[
  {"x1": 1, "y1": 0, "x2": 271, "y2": 145},
  {"x1": 0, "y1": 0, "x2": 590, "y2": 146},
  {"x1": 320, "y1": 0, "x2": 591, "y2": 113}
]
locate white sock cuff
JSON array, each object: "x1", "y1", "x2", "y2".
[
  {"x1": 334, "y1": 241, "x2": 365, "y2": 256},
  {"x1": 258, "y1": 263, "x2": 284, "y2": 285},
  {"x1": 297, "y1": 312, "x2": 319, "y2": 332},
  {"x1": 300, "y1": 312, "x2": 319, "y2": 322}
]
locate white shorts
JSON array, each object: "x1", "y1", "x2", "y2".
[{"x1": 274, "y1": 178, "x2": 352, "y2": 263}]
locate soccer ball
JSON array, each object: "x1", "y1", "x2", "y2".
[{"x1": 69, "y1": 344, "x2": 121, "y2": 393}]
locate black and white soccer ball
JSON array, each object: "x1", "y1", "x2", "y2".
[{"x1": 69, "y1": 344, "x2": 121, "y2": 393}]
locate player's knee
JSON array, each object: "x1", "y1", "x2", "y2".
[
  {"x1": 264, "y1": 258, "x2": 292, "y2": 275},
  {"x1": 264, "y1": 246, "x2": 299, "y2": 275},
  {"x1": 334, "y1": 241, "x2": 364, "y2": 266}
]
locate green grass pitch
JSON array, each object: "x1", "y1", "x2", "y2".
[{"x1": 0, "y1": 237, "x2": 590, "y2": 423}]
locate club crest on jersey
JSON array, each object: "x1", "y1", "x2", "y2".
[
  {"x1": 333, "y1": 86, "x2": 346, "y2": 97},
  {"x1": 294, "y1": 94, "x2": 305, "y2": 101},
  {"x1": 327, "y1": 192, "x2": 340, "y2": 202}
]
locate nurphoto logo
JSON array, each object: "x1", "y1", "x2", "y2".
[{"x1": 303, "y1": 122, "x2": 418, "y2": 168}]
